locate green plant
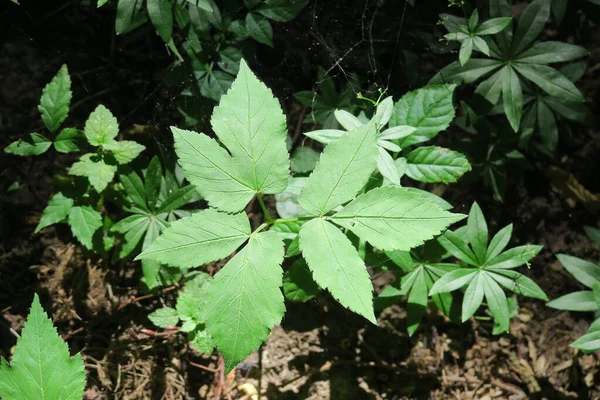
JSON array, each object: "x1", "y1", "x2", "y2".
[
  {"x1": 429, "y1": 202, "x2": 547, "y2": 333},
  {"x1": 148, "y1": 271, "x2": 214, "y2": 353},
  {"x1": 547, "y1": 226, "x2": 600, "y2": 352},
  {"x1": 112, "y1": 156, "x2": 202, "y2": 290},
  {"x1": 137, "y1": 59, "x2": 466, "y2": 370},
  {"x1": 432, "y1": 0, "x2": 588, "y2": 134},
  {"x1": 304, "y1": 84, "x2": 472, "y2": 187},
  {"x1": 0, "y1": 294, "x2": 86, "y2": 399},
  {"x1": 4, "y1": 65, "x2": 146, "y2": 252}
]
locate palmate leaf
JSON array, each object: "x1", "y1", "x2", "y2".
[
  {"x1": 138, "y1": 209, "x2": 250, "y2": 268},
  {"x1": 174, "y1": 59, "x2": 289, "y2": 213},
  {"x1": 299, "y1": 218, "x2": 376, "y2": 323},
  {"x1": 38, "y1": 64, "x2": 72, "y2": 132},
  {"x1": 204, "y1": 232, "x2": 285, "y2": 371},
  {"x1": 332, "y1": 187, "x2": 464, "y2": 251},
  {"x1": 0, "y1": 294, "x2": 86, "y2": 400},
  {"x1": 298, "y1": 122, "x2": 378, "y2": 216}
]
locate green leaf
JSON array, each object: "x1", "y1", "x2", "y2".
[
  {"x1": 332, "y1": 187, "x2": 464, "y2": 251},
  {"x1": 474, "y1": 17, "x2": 512, "y2": 35},
  {"x1": 283, "y1": 259, "x2": 320, "y2": 302},
  {"x1": 299, "y1": 218, "x2": 375, "y2": 323},
  {"x1": 298, "y1": 122, "x2": 378, "y2": 216},
  {"x1": 114, "y1": 215, "x2": 148, "y2": 259},
  {"x1": 148, "y1": 307, "x2": 179, "y2": 328},
  {"x1": 437, "y1": 230, "x2": 478, "y2": 266},
  {"x1": 378, "y1": 125, "x2": 416, "y2": 141},
  {"x1": 483, "y1": 273, "x2": 510, "y2": 333},
  {"x1": 138, "y1": 209, "x2": 250, "y2": 269},
  {"x1": 556, "y1": 254, "x2": 600, "y2": 288},
  {"x1": 257, "y1": 0, "x2": 308, "y2": 22},
  {"x1": 502, "y1": 66, "x2": 523, "y2": 132},
  {"x1": 4, "y1": 133, "x2": 52, "y2": 156},
  {"x1": 334, "y1": 109, "x2": 362, "y2": 131},
  {"x1": 428, "y1": 59, "x2": 503, "y2": 85},
  {"x1": 404, "y1": 146, "x2": 471, "y2": 183},
  {"x1": 84, "y1": 105, "x2": 119, "y2": 146},
  {"x1": 475, "y1": 68, "x2": 504, "y2": 104},
  {"x1": 121, "y1": 170, "x2": 148, "y2": 211},
  {"x1": 374, "y1": 96, "x2": 394, "y2": 128},
  {"x1": 303, "y1": 129, "x2": 346, "y2": 144},
  {"x1": 0, "y1": 294, "x2": 85, "y2": 400},
  {"x1": 68, "y1": 206, "x2": 103, "y2": 250},
  {"x1": 544, "y1": 97, "x2": 591, "y2": 125},
  {"x1": 156, "y1": 185, "x2": 198, "y2": 214},
  {"x1": 487, "y1": 269, "x2": 548, "y2": 300},
  {"x1": 190, "y1": 329, "x2": 214, "y2": 354},
  {"x1": 512, "y1": 0, "x2": 550, "y2": 55},
  {"x1": 547, "y1": 291, "x2": 598, "y2": 311},
  {"x1": 516, "y1": 41, "x2": 589, "y2": 64},
  {"x1": 115, "y1": 0, "x2": 147, "y2": 34},
  {"x1": 429, "y1": 268, "x2": 478, "y2": 294},
  {"x1": 245, "y1": 13, "x2": 273, "y2": 47},
  {"x1": 291, "y1": 146, "x2": 320, "y2": 173},
  {"x1": 584, "y1": 226, "x2": 600, "y2": 248},
  {"x1": 537, "y1": 99, "x2": 558, "y2": 153},
  {"x1": 390, "y1": 84, "x2": 457, "y2": 147},
  {"x1": 459, "y1": 38, "x2": 474, "y2": 66},
  {"x1": 54, "y1": 128, "x2": 85, "y2": 153},
  {"x1": 406, "y1": 269, "x2": 428, "y2": 335},
  {"x1": 69, "y1": 153, "x2": 117, "y2": 192},
  {"x1": 274, "y1": 177, "x2": 308, "y2": 218},
  {"x1": 472, "y1": 36, "x2": 490, "y2": 56},
  {"x1": 38, "y1": 64, "x2": 72, "y2": 132},
  {"x1": 467, "y1": 202, "x2": 488, "y2": 264},
  {"x1": 147, "y1": 0, "x2": 173, "y2": 43},
  {"x1": 513, "y1": 63, "x2": 584, "y2": 102},
  {"x1": 485, "y1": 224, "x2": 513, "y2": 262},
  {"x1": 462, "y1": 272, "x2": 484, "y2": 321},
  {"x1": 145, "y1": 156, "x2": 162, "y2": 209},
  {"x1": 486, "y1": 245, "x2": 543, "y2": 269},
  {"x1": 377, "y1": 147, "x2": 400, "y2": 185},
  {"x1": 35, "y1": 193, "x2": 74, "y2": 233},
  {"x1": 103, "y1": 140, "x2": 146, "y2": 164},
  {"x1": 468, "y1": 9, "x2": 479, "y2": 31},
  {"x1": 204, "y1": 232, "x2": 285, "y2": 371},
  {"x1": 176, "y1": 60, "x2": 289, "y2": 212}
]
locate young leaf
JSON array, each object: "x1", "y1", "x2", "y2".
[
  {"x1": 69, "y1": 153, "x2": 117, "y2": 192},
  {"x1": 303, "y1": 129, "x2": 346, "y2": 144},
  {"x1": 467, "y1": 202, "x2": 488, "y2": 264},
  {"x1": 511, "y1": 0, "x2": 550, "y2": 55},
  {"x1": 103, "y1": 140, "x2": 146, "y2": 164},
  {"x1": 35, "y1": 192, "x2": 74, "y2": 233},
  {"x1": 68, "y1": 206, "x2": 103, "y2": 250},
  {"x1": 190, "y1": 329, "x2": 214, "y2": 354},
  {"x1": 474, "y1": 17, "x2": 512, "y2": 35},
  {"x1": 54, "y1": 128, "x2": 85, "y2": 153},
  {"x1": 299, "y1": 218, "x2": 376, "y2": 323},
  {"x1": 547, "y1": 291, "x2": 598, "y2": 311},
  {"x1": 404, "y1": 146, "x2": 471, "y2": 183},
  {"x1": 148, "y1": 307, "x2": 179, "y2": 328},
  {"x1": 4, "y1": 133, "x2": 52, "y2": 156},
  {"x1": 483, "y1": 273, "x2": 510, "y2": 332},
  {"x1": 138, "y1": 209, "x2": 250, "y2": 268},
  {"x1": 245, "y1": 13, "x2": 273, "y2": 47},
  {"x1": 147, "y1": 0, "x2": 173, "y2": 43},
  {"x1": 502, "y1": 66, "x2": 522, "y2": 132},
  {"x1": 332, "y1": 187, "x2": 464, "y2": 251},
  {"x1": 377, "y1": 147, "x2": 400, "y2": 186},
  {"x1": 334, "y1": 109, "x2": 362, "y2": 131},
  {"x1": 459, "y1": 38, "x2": 474, "y2": 66},
  {"x1": 298, "y1": 122, "x2": 378, "y2": 216},
  {"x1": 516, "y1": 42, "x2": 589, "y2": 64},
  {"x1": 555, "y1": 254, "x2": 600, "y2": 288},
  {"x1": 204, "y1": 232, "x2": 285, "y2": 372},
  {"x1": 84, "y1": 105, "x2": 119, "y2": 146},
  {"x1": 38, "y1": 64, "x2": 72, "y2": 132},
  {"x1": 374, "y1": 96, "x2": 394, "y2": 128},
  {"x1": 389, "y1": 84, "x2": 457, "y2": 146},
  {"x1": 513, "y1": 64, "x2": 584, "y2": 102},
  {"x1": 0, "y1": 294, "x2": 86, "y2": 400},
  {"x1": 462, "y1": 272, "x2": 485, "y2": 321}
]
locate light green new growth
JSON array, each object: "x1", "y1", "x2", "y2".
[
  {"x1": 38, "y1": 64, "x2": 72, "y2": 132},
  {"x1": 0, "y1": 294, "x2": 86, "y2": 400}
]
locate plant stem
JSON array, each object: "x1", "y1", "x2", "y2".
[{"x1": 256, "y1": 193, "x2": 273, "y2": 223}]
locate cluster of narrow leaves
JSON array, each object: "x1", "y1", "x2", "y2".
[
  {"x1": 434, "y1": 0, "x2": 588, "y2": 133},
  {"x1": 304, "y1": 84, "x2": 471, "y2": 187},
  {"x1": 112, "y1": 156, "x2": 201, "y2": 289},
  {"x1": 148, "y1": 272, "x2": 214, "y2": 353},
  {"x1": 0, "y1": 294, "x2": 86, "y2": 400},
  {"x1": 547, "y1": 227, "x2": 600, "y2": 352},
  {"x1": 139, "y1": 59, "x2": 464, "y2": 370},
  {"x1": 429, "y1": 202, "x2": 546, "y2": 333}
]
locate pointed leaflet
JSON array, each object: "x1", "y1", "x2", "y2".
[
  {"x1": 513, "y1": 63, "x2": 584, "y2": 102},
  {"x1": 68, "y1": 206, "x2": 103, "y2": 250},
  {"x1": 175, "y1": 60, "x2": 289, "y2": 212},
  {"x1": 331, "y1": 187, "x2": 464, "y2": 251},
  {"x1": 404, "y1": 146, "x2": 471, "y2": 183},
  {"x1": 4, "y1": 133, "x2": 52, "y2": 156},
  {"x1": 467, "y1": 202, "x2": 488, "y2": 264},
  {"x1": 138, "y1": 210, "x2": 250, "y2": 268},
  {"x1": 502, "y1": 66, "x2": 522, "y2": 132},
  {"x1": 298, "y1": 122, "x2": 378, "y2": 216},
  {"x1": 203, "y1": 232, "x2": 285, "y2": 371},
  {"x1": 103, "y1": 140, "x2": 146, "y2": 164},
  {"x1": 35, "y1": 192, "x2": 74, "y2": 233},
  {"x1": 38, "y1": 64, "x2": 72, "y2": 132},
  {"x1": 462, "y1": 272, "x2": 484, "y2": 321},
  {"x1": 0, "y1": 294, "x2": 85, "y2": 400},
  {"x1": 299, "y1": 218, "x2": 376, "y2": 323},
  {"x1": 69, "y1": 153, "x2": 117, "y2": 192},
  {"x1": 483, "y1": 273, "x2": 510, "y2": 332}
]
